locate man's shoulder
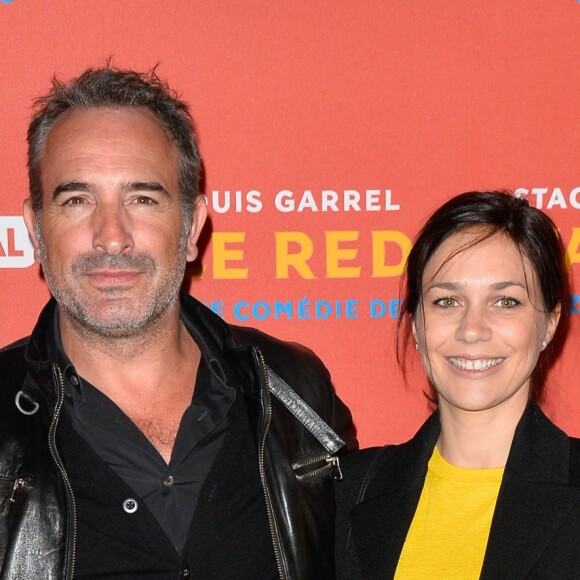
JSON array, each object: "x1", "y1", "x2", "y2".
[
  {"x1": 0, "y1": 335, "x2": 29, "y2": 370},
  {"x1": 0, "y1": 336, "x2": 30, "y2": 406},
  {"x1": 229, "y1": 323, "x2": 339, "y2": 411},
  {"x1": 230, "y1": 322, "x2": 358, "y2": 451},
  {"x1": 182, "y1": 293, "x2": 333, "y2": 393},
  {"x1": 181, "y1": 293, "x2": 323, "y2": 370},
  {"x1": 229, "y1": 324, "x2": 331, "y2": 383},
  {"x1": 230, "y1": 324, "x2": 325, "y2": 363}
]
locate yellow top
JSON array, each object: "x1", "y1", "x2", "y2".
[{"x1": 394, "y1": 446, "x2": 504, "y2": 579}]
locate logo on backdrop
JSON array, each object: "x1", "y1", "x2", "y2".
[
  {"x1": 207, "y1": 188, "x2": 400, "y2": 213},
  {"x1": 0, "y1": 217, "x2": 35, "y2": 268},
  {"x1": 514, "y1": 187, "x2": 580, "y2": 210}
]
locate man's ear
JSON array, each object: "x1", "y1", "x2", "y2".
[
  {"x1": 185, "y1": 196, "x2": 208, "y2": 262},
  {"x1": 23, "y1": 198, "x2": 42, "y2": 264}
]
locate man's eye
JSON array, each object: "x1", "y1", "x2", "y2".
[
  {"x1": 133, "y1": 196, "x2": 157, "y2": 205},
  {"x1": 62, "y1": 196, "x2": 86, "y2": 206}
]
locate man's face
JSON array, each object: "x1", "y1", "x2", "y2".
[{"x1": 24, "y1": 107, "x2": 206, "y2": 338}]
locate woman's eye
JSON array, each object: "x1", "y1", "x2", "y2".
[
  {"x1": 435, "y1": 297, "x2": 457, "y2": 308},
  {"x1": 496, "y1": 297, "x2": 520, "y2": 308}
]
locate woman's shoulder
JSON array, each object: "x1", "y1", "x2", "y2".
[
  {"x1": 568, "y1": 436, "x2": 580, "y2": 486},
  {"x1": 341, "y1": 445, "x2": 396, "y2": 472},
  {"x1": 337, "y1": 446, "x2": 396, "y2": 507},
  {"x1": 335, "y1": 445, "x2": 396, "y2": 565}
]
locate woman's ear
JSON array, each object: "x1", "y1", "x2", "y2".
[
  {"x1": 411, "y1": 316, "x2": 420, "y2": 348},
  {"x1": 543, "y1": 303, "x2": 561, "y2": 349}
]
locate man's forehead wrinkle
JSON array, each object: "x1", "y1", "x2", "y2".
[{"x1": 42, "y1": 147, "x2": 175, "y2": 194}]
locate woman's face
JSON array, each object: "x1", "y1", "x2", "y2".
[{"x1": 413, "y1": 229, "x2": 560, "y2": 419}]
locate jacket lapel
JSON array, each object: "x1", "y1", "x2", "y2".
[
  {"x1": 481, "y1": 403, "x2": 580, "y2": 578},
  {"x1": 348, "y1": 413, "x2": 439, "y2": 579}
]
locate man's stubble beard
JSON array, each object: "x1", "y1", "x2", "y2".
[{"x1": 36, "y1": 227, "x2": 188, "y2": 340}]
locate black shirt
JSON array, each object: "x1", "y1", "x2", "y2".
[{"x1": 48, "y1": 313, "x2": 236, "y2": 555}]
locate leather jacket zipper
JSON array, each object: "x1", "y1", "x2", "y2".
[
  {"x1": 292, "y1": 452, "x2": 343, "y2": 481},
  {"x1": 254, "y1": 348, "x2": 286, "y2": 580},
  {"x1": 47, "y1": 366, "x2": 77, "y2": 580},
  {"x1": 9, "y1": 477, "x2": 31, "y2": 502},
  {"x1": 0, "y1": 476, "x2": 30, "y2": 503}
]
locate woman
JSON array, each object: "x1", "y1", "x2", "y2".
[{"x1": 336, "y1": 191, "x2": 580, "y2": 579}]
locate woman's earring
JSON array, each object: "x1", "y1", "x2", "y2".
[
  {"x1": 542, "y1": 340, "x2": 547, "y2": 349},
  {"x1": 415, "y1": 343, "x2": 419, "y2": 350}
]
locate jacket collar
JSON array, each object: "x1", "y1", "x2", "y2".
[
  {"x1": 24, "y1": 298, "x2": 59, "y2": 365},
  {"x1": 20, "y1": 299, "x2": 61, "y2": 414},
  {"x1": 348, "y1": 412, "x2": 440, "y2": 578},
  {"x1": 481, "y1": 403, "x2": 580, "y2": 578},
  {"x1": 178, "y1": 292, "x2": 260, "y2": 397},
  {"x1": 349, "y1": 403, "x2": 580, "y2": 579},
  {"x1": 21, "y1": 293, "x2": 260, "y2": 412}
]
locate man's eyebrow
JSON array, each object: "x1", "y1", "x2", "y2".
[
  {"x1": 53, "y1": 181, "x2": 92, "y2": 199},
  {"x1": 52, "y1": 181, "x2": 171, "y2": 199},
  {"x1": 127, "y1": 182, "x2": 170, "y2": 196}
]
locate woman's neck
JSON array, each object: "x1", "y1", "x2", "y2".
[{"x1": 436, "y1": 394, "x2": 529, "y2": 468}]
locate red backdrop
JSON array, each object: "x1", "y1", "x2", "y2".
[{"x1": 1, "y1": 1, "x2": 579, "y2": 446}]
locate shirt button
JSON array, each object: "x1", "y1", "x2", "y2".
[
  {"x1": 163, "y1": 475, "x2": 174, "y2": 487},
  {"x1": 180, "y1": 564, "x2": 191, "y2": 578},
  {"x1": 69, "y1": 375, "x2": 79, "y2": 387},
  {"x1": 122, "y1": 498, "x2": 138, "y2": 513}
]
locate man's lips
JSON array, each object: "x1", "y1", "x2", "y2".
[
  {"x1": 71, "y1": 252, "x2": 157, "y2": 281},
  {"x1": 85, "y1": 270, "x2": 142, "y2": 286}
]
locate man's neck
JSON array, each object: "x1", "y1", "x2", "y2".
[
  {"x1": 59, "y1": 305, "x2": 202, "y2": 462},
  {"x1": 60, "y1": 305, "x2": 200, "y2": 399}
]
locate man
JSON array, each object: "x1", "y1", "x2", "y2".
[{"x1": 0, "y1": 66, "x2": 356, "y2": 579}]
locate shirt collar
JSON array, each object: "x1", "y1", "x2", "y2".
[{"x1": 45, "y1": 303, "x2": 240, "y2": 396}]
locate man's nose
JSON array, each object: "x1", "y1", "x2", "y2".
[
  {"x1": 455, "y1": 305, "x2": 492, "y2": 343},
  {"x1": 92, "y1": 206, "x2": 134, "y2": 256}
]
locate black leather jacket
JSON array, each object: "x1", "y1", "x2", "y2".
[{"x1": 0, "y1": 294, "x2": 357, "y2": 579}]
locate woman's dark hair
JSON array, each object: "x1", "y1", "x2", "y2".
[{"x1": 398, "y1": 190, "x2": 568, "y2": 399}]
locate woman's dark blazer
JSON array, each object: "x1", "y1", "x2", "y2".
[{"x1": 335, "y1": 403, "x2": 580, "y2": 579}]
